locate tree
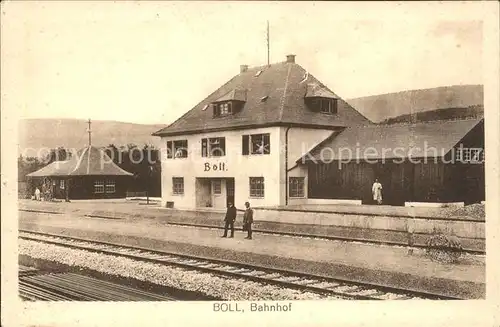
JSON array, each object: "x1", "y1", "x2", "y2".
[
  {"x1": 104, "y1": 144, "x2": 120, "y2": 164},
  {"x1": 18, "y1": 154, "x2": 46, "y2": 198},
  {"x1": 43, "y1": 147, "x2": 71, "y2": 164}
]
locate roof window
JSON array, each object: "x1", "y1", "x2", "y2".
[
  {"x1": 300, "y1": 72, "x2": 309, "y2": 84},
  {"x1": 307, "y1": 98, "x2": 338, "y2": 114},
  {"x1": 211, "y1": 89, "x2": 247, "y2": 117},
  {"x1": 213, "y1": 102, "x2": 233, "y2": 117}
]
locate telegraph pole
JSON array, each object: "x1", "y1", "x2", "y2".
[
  {"x1": 267, "y1": 20, "x2": 270, "y2": 66},
  {"x1": 87, "y1": 119, "x2": 92, "y2": 146}
]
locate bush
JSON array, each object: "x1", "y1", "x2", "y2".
[{"x1": 426, "y1": 231, "x2": 463, "y2": 263}]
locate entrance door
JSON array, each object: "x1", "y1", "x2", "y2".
[
  {"x1": 211, "y1": 179, "x2": 222, "y2": 208},
  {"x1": 226, "y1": 178, "x2": 235, "y2": 207}
]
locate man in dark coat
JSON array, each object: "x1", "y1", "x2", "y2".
[
  {"x1": 243, "y1": 201, "x2": 254, "y2": 240},
  {"x1": 221, "y1": 202, "x2": 237, "y2": 238}
]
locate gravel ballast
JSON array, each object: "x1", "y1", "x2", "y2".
[
  {"x1": 19, "y1": 222, "x2": 486, "y2": 299},
  {"x1": 19, "y1": 239, "x2": 338, "y2": 301}
]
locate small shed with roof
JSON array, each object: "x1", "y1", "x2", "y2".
[{"x1": 27, "y1": 145, "x2": 133, "y2": 200}]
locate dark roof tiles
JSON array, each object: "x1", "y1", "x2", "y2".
[
  {"x1": 27, "y1": 146, "x2": 133, "y2": 177},
  {"x1": 305, "y1": 83, "x2": 339, "y2": 99},
  {"x1": 301, "y1": 118, "x2": 483, "y2": 162},
  {"x1": 214, "y1": 89, "x2": 247, "y2": 103},
  {"x1": 26, "y1": 161, "x2": 75, "y2": 177},
  {"x1": 153, "y1": 61, "x2": 371, "y2": 136}
]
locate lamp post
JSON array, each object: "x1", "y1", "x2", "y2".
[{"x1": 147, "y1": 165, "x2": 153, "y2": 205}]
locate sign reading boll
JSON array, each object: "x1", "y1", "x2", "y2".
[{"x1": 204, "y1": 162, "x2": 228, "y2": 172}]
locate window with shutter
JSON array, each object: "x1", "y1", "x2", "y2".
[
  {"x1": 209, "y1": 137, "x2": 225, "y2": 157},
  {"x1": 201, "y1": 137, "x2": 226, "y2": 157},
  {"x1": 242, "y1": 135, "x2": 249, "y2": 155},
  {"x1": 218, "y1": 138, "x2": 226, "y2": 157},
  {"x1": 173, "y1": 140, "x2": 188, "y2": 158},
  {"x1": 201, "y1": 138, "x2": 208, "y2": 157},
  {"x1": 166, "y1": 141, "x2": 173, "y2": 158},
  {"x1": 263, "y1": 134, "x2": 270, "y2": 154},
  {"x1": 244, "y1": 133, "x2": 271, "y2": 155}
]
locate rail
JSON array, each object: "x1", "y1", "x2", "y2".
[{"x1": 19, "y1": 230, "x2": 462, "y2": 300}]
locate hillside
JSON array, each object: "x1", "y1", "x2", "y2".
[
  {"x1": 347, "y1": 85, "x2": 484, "y2": 123},
  {"x1": 380, "y1": 105, "x2": 484, "y2": 124},
  {"x1": 18, "y1": 84, "x2": 484, "y2": 154},
  {"x1": 18, "y1": 119, "x2": 166, "y2": 154}
]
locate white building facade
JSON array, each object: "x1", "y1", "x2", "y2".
[
  {"x1": 154, "y1": 55, "x2": 370, "y2": 210},
  {"x1": 159, "y1": 126, "x2": 335, "y2": 209}
]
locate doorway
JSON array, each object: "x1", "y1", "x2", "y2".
[
  {"x1": 373, "y1": 163, "x2": 394, "y2": 205},
  {"x1": 210, "y1": 179, "x2": 223, "y2": 208},
  {"x1": 195, "y1": 177, "x2": 235, "y2": 209}
]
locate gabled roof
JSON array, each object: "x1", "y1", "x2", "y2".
[
  {"x1": 27, "y1": 146, "x2": 133, "y2": 177},
  {"x1": 153, "y1": 60, "x2": 371, "y2": 136},
  {"x1": 299, "y1": 118, "x2": 483, "y2": 162}
]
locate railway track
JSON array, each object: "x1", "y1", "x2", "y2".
[
  {"x1": 19, "y1": 230, "x2": 461, "y2": 300},
  {"x1": 18, "y1": 265, "x2": 176, "y2": 301},
  {"x1": 158, "y1": 220, "x2": 484, "y2": 254}
]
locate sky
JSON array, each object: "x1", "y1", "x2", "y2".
[{"x1": 2, "y1": 2, "x2": 484, "y2": 125}]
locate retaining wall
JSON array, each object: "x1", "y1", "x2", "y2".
[{"x1": 255, "y1": 209, "x2": 484, "y2": 240}]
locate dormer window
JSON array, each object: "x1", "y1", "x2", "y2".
[
  {"x1": 214, "y1": 102, "x2": 232, "y2": 117},
  {"x1": 211, "y1": 89, "x2": 247, "y2": 118},
  {"x1": 307, "y1": 98, "x2": 338, "y2": 114},
  {"x1": 319, "y1": 98, "x2": 337, "y2": 114},
  {"x1": 305, "y1": 83, "x2": 338, "y2": 114}
]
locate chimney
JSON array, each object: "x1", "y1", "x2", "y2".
[
  {"x1": 240, "y1": 65, "x2": 249, "y2": 73},
  {"x1": 286, "y1": 54, "x2": 296, "y2": 63}
]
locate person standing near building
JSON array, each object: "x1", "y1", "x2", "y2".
[
  {"x1": 243, "y1": 201, "x2": 254, "y2": 240},
  {"x1": 221, "y1": 202, "x2": 237, "y2": 238},
  {"x1": 372, "y1": 179, "x2": 383, "y2": 205},
  {"x1": 34, "y1": 187, "x2": 41, "y2": 201}
]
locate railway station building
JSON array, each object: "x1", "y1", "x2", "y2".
[
  {"x1": 153, "y1": 55, "x2": 485, "y2": 209},
  {"x1": 153, "y1": 55, "x2": 370, "y2": 209}
]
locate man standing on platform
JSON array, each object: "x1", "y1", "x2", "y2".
[
  {"x1": 221, "y1": 202, "x2": 237, "y2": 238},
  {"x1": 372, "y1": 178, "x2": 383, "y2": 205},
  {"x1": 243, "y1": 201, "x2": 254, "y2": 240}
]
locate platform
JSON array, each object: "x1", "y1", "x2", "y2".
[
  {"x1": 18, "y1": 200, "x2": 485, "y2": 252},
  {"x1": 19, "y1": 210, "x2": 485, "y2": 299},
  {"x1": 262, "y1": 203, "x2": 484, "y2": 220},
  {"x1": 18, "y1": 199, "x2": 484, "y2": 220}
]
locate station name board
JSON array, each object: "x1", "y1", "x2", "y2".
[{"x1": 204, "y1": 162, "x2": 227, "y2": 172}]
